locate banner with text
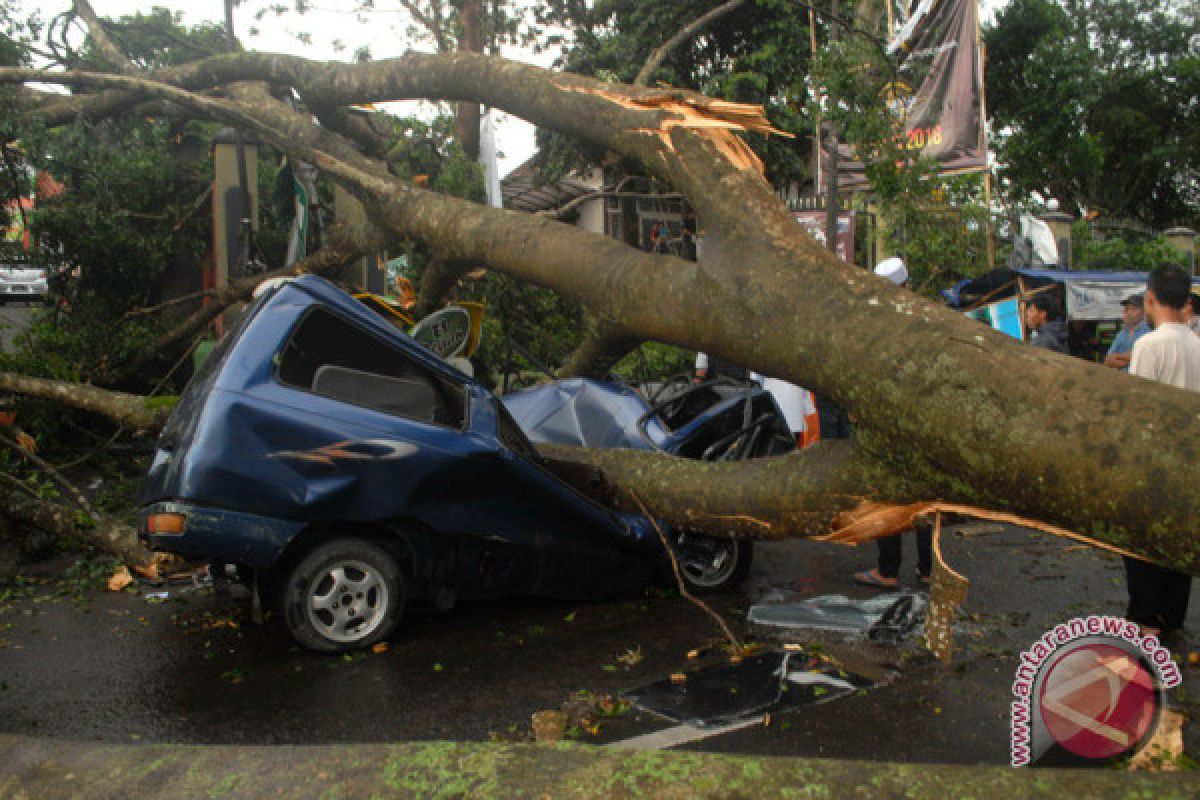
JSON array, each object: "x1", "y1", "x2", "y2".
[{"x1": 820, "y1": 0, "x2": 985, "y2": 191}]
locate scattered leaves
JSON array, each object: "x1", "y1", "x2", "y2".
[{"x1": 616, "y1": 646, "x2": 643, "y2": 667}]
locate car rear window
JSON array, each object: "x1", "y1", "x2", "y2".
[{"x1": 277, "y1": 308, "x2": 467, "y2": 428}]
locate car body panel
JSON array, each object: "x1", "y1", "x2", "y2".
[
  {"x1": 0, "y1": 263, "x2": 47, "y2": 301},
  {"x1": 502, "y1": 378, "x2": 794, "y2": 460},
  {"x1": 138, "y1": 275, "x2": 659, "y2": 600}
]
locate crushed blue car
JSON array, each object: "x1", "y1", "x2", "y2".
[
  {"x1": 137, "y1": 275, "x2": 760, "y2": 652},
  {"x1": 503, "y1": 376, "x2": 795, "y2": 599}
]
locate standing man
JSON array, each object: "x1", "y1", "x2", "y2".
[
  {"x1": 1024, "y1": 294, "x2": 1068, "y2": 353},
  {"x1": 854, "y1": 258, "x2": 932, "y2": 588},
  {"x1": 1124, "y1": 264, "x2": 1200, "y2": 636},
  {"x1": 1103, "y1": 293, "x2": 1149, "y2": 371}
]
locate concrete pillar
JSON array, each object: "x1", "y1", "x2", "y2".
[
  {"x1": 212, "y1": 128, "x2": 258, "y2": 289},
  {"x1": 1164, "y1": 227, "x2": 1197, "y2": 275},
  {"x1": 1038, "y1": 211, "x2": 1073, "y2": 269}
]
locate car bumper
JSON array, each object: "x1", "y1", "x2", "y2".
[
  {"x1": 138, "y1": 502, "x2": 307, "y2": 568},
  {"x1": 0, "y1": 285, "x2": 46, "y2": 299}
]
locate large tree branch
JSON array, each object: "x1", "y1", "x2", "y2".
[
  {"x1": 8, "y1": 55, "x2": 1200, "y2": 574},
  {"x1": 0, "y1": 484, "x2": 154, "y2": 570},
  {"x1": 412, "y1": 256, "x2": 470, "y2": 320},
  {"x1": 399, "y1": 0, "x2": 451, "y2": 53},
  {"x1": 539, "y1": 440, "x2": 891, "y2": 539},
  {"x1": 71, "y1": 0, "x2": 134, "y2": 73},
  {"x1": 634, "y1": 0, "x2": 748, "y2": 87},
  {"x1": 0, "y1": 373, "x2": 171, "y2": 431}
]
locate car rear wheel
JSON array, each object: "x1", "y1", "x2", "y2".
[
  {"x1": 674, "y1": 534, "x2": 753, "y2": 594},
  {"x1": 282, "y1": 539, "x2": 404, "y2": 652}
]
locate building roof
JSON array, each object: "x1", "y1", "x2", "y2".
[{"x1": 501, "y1": 159, "x2": 597, "y2": 214}]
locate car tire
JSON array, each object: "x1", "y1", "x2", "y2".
[
  {"x1": 674, "y1": 534, "x2": 753, "y2": 594},
  {"x1": 282, "y1": 538, "x2": 405, "y2": 652}
]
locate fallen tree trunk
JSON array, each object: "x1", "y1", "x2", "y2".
[
  {"x1": 0, "y1": 373, "x2": 171, "y2": 432},
  {"x1": 0, "y1": 485, "x2": 154, "y2": 572},
  {"x1": 5, "y1": 53, "x2": 1200, "y2": 575}
]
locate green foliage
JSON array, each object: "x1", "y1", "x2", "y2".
[
  {"x1": 380, "y1": 113, "x2": 486, "y2": 201},
  {"x1": 78, "y1": 8, "x2": 229, "y2": 70},
  {"x1": 1071, "y1": 221, "x2": 1191, "y2": 272},
  {"x1": 459, "y1": 278, "x2": 585, "y2": 388},
  {"x1": 611, "y1": 343, "x2": 691, "y2": 383},
  {"x1": 536, "y1": 0, "x2": 817, "y2": 187},
  {"x1": 26, "y1": 118, "x2": 211, "y2": 322},
  {"x1": 985, "y1": 0, "x2": 1200, "y2": 227}
]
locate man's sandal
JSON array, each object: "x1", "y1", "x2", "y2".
[{"x1": 854, "y1": 569, "x2": 900, "y2": 589}]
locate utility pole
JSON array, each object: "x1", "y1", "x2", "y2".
[
  {"x1": 225, "y1": 0, "x2": 253, "y2": 278},
  {"x1": 823, "y1": 0, "x2": 840, "y2": 256}
]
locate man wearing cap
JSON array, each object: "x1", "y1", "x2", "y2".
[
  {"x1": 1103, "y1": 293, "x2": 1149, "y2": 371},
  {"x1": 853, "y1": 258, "x2": 933, "y2": 589}
]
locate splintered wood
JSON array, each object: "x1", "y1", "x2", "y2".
[
  {"x1": 816, "y1": 501, "x2": 1141, "y2": 561},
  {"x1": 565, "y1": 86, "x2": 791, "y2": 174},
  {"x1": 815, "y1": 503, "x2": 1141, "y2": 663},
  {"x1": 925, "y1": 513, "x2": 968, "y2": 663}
]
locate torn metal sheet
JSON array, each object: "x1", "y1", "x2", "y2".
[
  {"x1": 748, "y1": 592, "x2": 927, "y2": 645},
  {"x1": 624, "y1": 651, "x2": 873, "y2": 728}
]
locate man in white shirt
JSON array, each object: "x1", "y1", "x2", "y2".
[{"x1": 1124, "y1": 264, "x2": 1200, "y2": 636}]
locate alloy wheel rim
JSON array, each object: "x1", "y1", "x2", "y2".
[{"x1": 306, "y1": 560, "x2": 389, "y2": 643}]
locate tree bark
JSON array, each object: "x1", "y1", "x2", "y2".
[
  {"x1": 7, "y1": 54, "x2": 1200, "y2": 575},
  {"x1": 412, "y1": 256, "x2": 470, "y2": 321},
  {"x1": 71, "y1": 0, "x2": 134, "y2": 73},
  {"x1": 451, "y1": 0, "x2": 484, "y2": 160},
  {"x1": 0, "y1": 485, "x2": 154, "y2": 571},
  {"x1": 0, "y1": 372, "x2": 171, "y2": 432}
]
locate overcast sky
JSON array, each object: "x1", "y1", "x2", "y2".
[{"x1": 24, "y1": 1, "x2": 1010, "y2": 177}]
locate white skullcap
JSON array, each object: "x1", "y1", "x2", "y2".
[{"x1": 874, "y1": 257, "x2": 908, "y2": 286}]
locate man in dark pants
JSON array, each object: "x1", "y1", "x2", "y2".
[
  {"x1": 854, "y1": 257, "x2": 933, "y2": 588},
  {"x1": 861, "y1": 518, "x2": 934, "y2": 588},
  {"x1": 1123, "y1": 264, "x2": 1200, "y2": 636}
]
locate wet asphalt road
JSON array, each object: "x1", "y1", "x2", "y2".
[
  {"x1": 2, "y1": 524, "x2": 1198, "y2": 764},
  {"x1": 0, "y1": 304, "x2": 33, "y2": 351}
]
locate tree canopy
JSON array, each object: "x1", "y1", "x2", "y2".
[{"x1": 985, "y1": 0, "x2": 1200, "y2": 227}]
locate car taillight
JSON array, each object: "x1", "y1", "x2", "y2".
[{"x1": 146, "y1": 512, "x2": 186, "y2": 535}]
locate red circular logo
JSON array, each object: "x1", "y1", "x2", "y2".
[{"x1": 1037, "y1": 642, "x2": 1158, "y2": 760}]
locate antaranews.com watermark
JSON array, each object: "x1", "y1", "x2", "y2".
[{"x1": 1011, "y1": 615, "x2": 1181, "y2": 766}]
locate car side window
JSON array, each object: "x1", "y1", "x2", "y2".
[{"x1": 277, "y1": 308, "x2": 467, "y2": 428}]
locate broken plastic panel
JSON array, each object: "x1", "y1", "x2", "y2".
[
  {"x1": 747, "y1": 592, "x2": 926, "y2": 645},
  {"x1": 624, "y1": 651, "x2": 873, "y2": 727}
]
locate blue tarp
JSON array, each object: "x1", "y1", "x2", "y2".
[{"x1": 940, "y1": 267, "x2": 1195, "y2": 322}]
